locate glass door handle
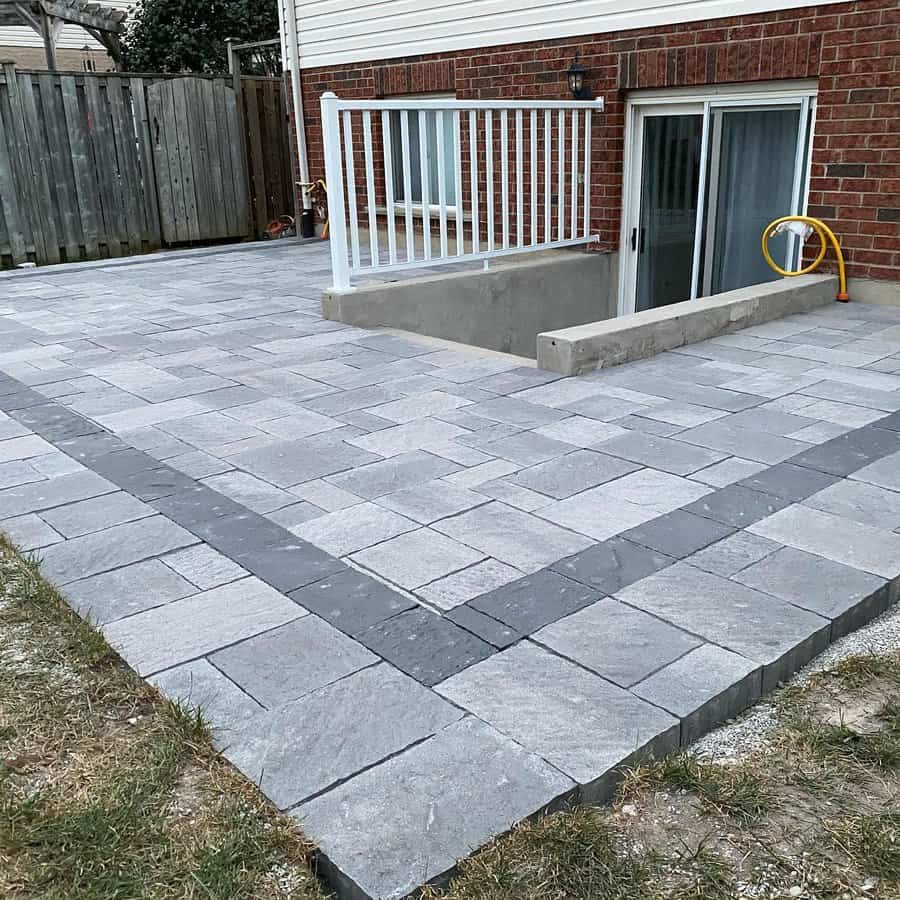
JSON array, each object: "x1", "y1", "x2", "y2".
[{"x1": 630, "y1": 227, "x2": 637, "y2": 251}]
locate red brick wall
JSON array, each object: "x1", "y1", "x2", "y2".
[{"x1": 290, "y1": 0, "x2": 899, "y2": 284}]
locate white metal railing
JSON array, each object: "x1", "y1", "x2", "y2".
[{"x1": 320, "y1": 92, "x2": 604, "y2": 292}]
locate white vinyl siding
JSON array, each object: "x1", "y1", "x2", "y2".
[{"x1": 288, "y1": 0, "x2": 839, "y2": 69}]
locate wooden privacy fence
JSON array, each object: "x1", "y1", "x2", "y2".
[{"x1": 0, "y1": 66, "x2": 294, "y2": 268}]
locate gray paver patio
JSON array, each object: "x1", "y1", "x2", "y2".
[{"x1": 2, "y1": 242, "x2": 900, "y2": 899}]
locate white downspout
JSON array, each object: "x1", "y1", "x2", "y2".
[{"x1": 282, "y1": 0, "x2": 311, "y2": 210}]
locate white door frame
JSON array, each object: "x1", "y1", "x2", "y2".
[{"x1": 618, "y1": 81, "x2": 818, "y2": 316}]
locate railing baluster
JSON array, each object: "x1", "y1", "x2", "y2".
[
  {"x1": 418, "y1": 109, "x2": 431, "y2": 260},
  {"x1": 500, "y1": 109, "x2": 509, "y2": 250},
  {"x1": 530, "y1": 109, "x2": 537, "y2": 246},
  {"x1": 436, "y1": 109, "x2": 448, "y2": 258},
  {"x1": 342, "y1": 109, "x2": 360, "y2": 270},
  {"x1": 485, "y1": 110, "x2": 494, "y2": 252},
  {"x1": 362, "y1": 111, "x2": 379, "y2": 266},
  {"x1": 571, "y1": 109, "x2": 579, "y2": 241},
  {"x1": 515, "y1": 109, "x2": 523, "y2": 247},
  {"x1": 469, "y1": 110, "x2": 479, "y2": 255},
  {"x1": 381, "y1": 109, "x2": 397, "y2": 265},
  {"x1": 557, "y1": 109, "x2": 565, "y2": 243},
  {"x1": 583, "y1": 109, "x2": 592, "y2": 239},
  {"x1": 400, "y1": 110, "x2": 415, "y2": 262},
  {"x1": 454, "y1": 110, "x2": 464, "y2": 257},
  {"x1": 544, "y1": 109, "x2": 551, "y2": 244}
]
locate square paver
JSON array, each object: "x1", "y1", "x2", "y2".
[
  {"x1": 39, "y1": 514, "x2": 198, "y2": 585},
  {"x1": 433, "y1": 501, "x2": 592, "y2": 572},
  {"x1": 294, "y1": 502, "x2": 417, "y2": 557},
  {"x1": 437, "y1": 642, "x2": 678, "y2": 798},
  {"x1": 160, "y1": 543, "x2": 248, "y2": 589},
  {"x1": 231, "y1": 436, "x2": 380, "y2": 488},
  {"x1": 622, "y1": 509, "x2": 735, "y2": 558},
  {"x1": 479, "y1": 431, "x2": 575, "y2": 466},
  {"x1": 63, "y1": 558, "x2": 197, "y2": 624},
  {"x1": 596, "y1": 431, "x2": 727, "y2": 475},
  {"x1": 632, "y1": 643, "x2": 762, "y2": 744},
  {"x1": 326, "y1": 450, "x2": 459, "y2": 499},
  {"x1": 150, "y1": 659, "x2": 264, "y2": 738},
  {"x1": 347, "y1": 419, "x2": 468, "y2": 457},
  {"x1": 295, "y1": 716, "x2": 573, "y2": 900},
  {"x1": 0, "y1": 513, "x2": 63, "y2": 551},
  {"x1": 533, "y1": 598, "x2": 701, "y2": 687},
  {"x1": 103, "y1": 576, "x2": 305, "y2": 675},
  {"x1": 226, "y1": 663, "x2": 463, "y2": 811},
  {"x1": 351, "y1": 527, "x2": 484, "y2": 590},
  {"x1": 850, "y1": 450, "x2": 900, "y2": 492},
  {"x1": 682, "y1": 484, "x2": 793, "y2": 529},
  {"x1": 551, "y1": 536, "x2": 673, "y2": 594},
  {"x1": 357, "y1": 606, "x2": 494, "y2": 685},
  {"x1": 615, "y1": 562, "x2": 830, "y2": 691},
  {"x1": 470, "y1": 569, "x2": 601, "y2": 633},
  {"x1": 790, "y1": 425, "x2": 900, "y2": 476},
  {"x1": 466, "y1": 397, "x2": 568, "y2": 429},
  {"x1": 733, "y1": 546, "x2": 890, "y2": 636},
  {"x1": 803, "y1": 478, "x2": 900, "y2": 530},
  {"x1": 416, "y1": 559, "x2": 523, "y2": 610},
  {"x1": 211, "y1": 615, "x2": 377, "y2": 707},
  {"x1": 445, "y1": 604, "x2": 523, "y2": 648},
  {"x1": 511, "y1": 450, "x2": 640, "y2": 499},
  {"x1": 676, "y1": 420, "x2": 810, "y2": 464},
  {"x1": 748, "y1": 504, "x2": 900, "y2": 579},
  {"x1": 736, "y1": 462, "x2": 840, "y2": 501},
  {"x1": 289, "y1": 568, "x2": 415, "y2": 637},
  {"x1": 39, "y1": 491, "x2": 154, "y2": 537},
  {"x1": 374, "y1": 479, "x2": 487, "y2": 524},
  {"x1": 0, "y1": 470, "x2": 117, "y2": 518},
  {"x1": 201, "y1": 470, "x2": 297, "y2": 513},
  {"x1": 686, "y1": 531, "x2": 782, "y2": 578},
  {"x1": 537, "y1": 468, "x2": 711, "y2": 542}
]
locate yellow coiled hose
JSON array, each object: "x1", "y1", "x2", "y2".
[{"x1": 761, "y1": 215, "x2": 849, "y2": 302}]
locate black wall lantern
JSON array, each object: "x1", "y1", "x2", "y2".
[{"x1": 567, "y1": 52, "x2": 590, "y2": 100}]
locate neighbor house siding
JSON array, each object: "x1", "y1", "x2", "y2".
[
  {"x1": 288, "y1": 0, "x2": 899, "y2": 285},
  {"x1": 289, "y1": 0, "x2": 845, "y2": 69}
]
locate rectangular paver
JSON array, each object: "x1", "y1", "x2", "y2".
[
  {"x1": 295, "y1": 716, "x2": 574, "y2": 900},
  {"x1": 437, "y1": 642, "x2": 679, "y2": 799},
  {"x1": 615, "y1": 562, "x2": 830, "y2": 690},
  {"x1": 103, "y1": 576, "x2": 305, "y2": 675}
]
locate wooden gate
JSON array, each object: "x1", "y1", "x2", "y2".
[
  {"x1": 147, "y1": 77, "x2": 249, "y2": 244},
  {"x1": 241, "y1": 76, "x2": 295, "y2": 240}
]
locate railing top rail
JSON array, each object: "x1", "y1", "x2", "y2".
[{"x1": 321, "y1": 92, "x2": 605, "y2": 112}]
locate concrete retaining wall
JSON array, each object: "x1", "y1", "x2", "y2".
[
  {"x1": 537, "y1": 274, "x2": 838, "y2": 376},
  {"x1": 322, "y1": 251, "x2": 617, "y2": 359}
]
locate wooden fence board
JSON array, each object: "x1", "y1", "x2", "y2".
[
  {"x1": 1, "y1": 68, "x2": 288, "y2": 267},
  {"x1": 59, "y1": 74, "x2": 100, "y2": 259},
  {"x1": 38, "y1": 74, "x2": 81, "y2": 261},
  {"x1": 130, "y1": 75, "x2": 161, "y2": 244},
  {"x1": 0, "y1": 79, "x2": 29, "y2": 264}
]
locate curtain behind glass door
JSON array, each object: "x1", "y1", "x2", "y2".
[
  {"x1": 704, "y1": 107, "x2": 800, "y2": 295},
  {"x1": 635, "y1": 114, "x2": 703, "y2": 312}
]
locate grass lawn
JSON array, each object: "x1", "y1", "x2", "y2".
[{"x1": 1, "y1": 533, "x2": 898, "y2": 899}]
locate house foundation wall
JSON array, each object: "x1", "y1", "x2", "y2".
[
  {"x1": 287, "y1": 0, "x2": 899, "y2": 288},
  {"x1": 322, "y1": 251, "x2": 618, "y2": 358}
]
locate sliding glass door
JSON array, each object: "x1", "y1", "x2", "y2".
[{"x1": 621, "y1": 89, "x2": 816, "y2": 314}]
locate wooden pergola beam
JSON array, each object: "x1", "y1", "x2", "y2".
[{"x1": 0, "y1": 0, "x2": 126, "y2": 70}]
